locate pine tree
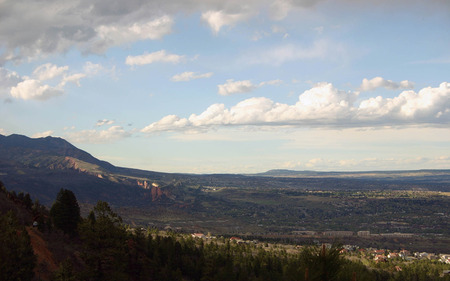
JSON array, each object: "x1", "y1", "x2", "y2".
[
  {"x1": 0, "y1": 211, "x2": 36, "y2": 281},
  {"x1": 78, "y1": 201, "x2": 128, "y2": 281},
  {"x1": 299, "y1": 244, "x2": 344, "y2": 281},
  {"x1": 50, "y1": 189, "x2": 80, "y2": 236}
]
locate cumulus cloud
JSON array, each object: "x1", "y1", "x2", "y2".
[
  {"x1": 217, "y1": 79, "x2": 282, "y2": 96},
  {"x1": 65, "y1": 125, "x2": 131, "y2": 143},
  {"x1": 141, "y1": 82, "x2": 450, "y2": 133},
  {"x1": 141, "y1": 115, "x2": 189, "y2": 133},
  {"x1": 360, "y1": 77, "x2": 415, "y2": 91},
  {"x1": 10, "y1": 79, "x2": 64, "y2": 101},
  {"x1": 5, "y1": 63, "x2": 92, "y2": 101},
  {"x1": 201, "y1": 10, "x2": 251, "y2": 34},
  {"x1": 358, "y1": 82, "x2": 450, "y2": 121},
  {"x1": 171, "y1": 71, "x2": 213, "y2": 82},
  {"x1": 32, "y1": 63, "x2": 68, "y2": 81},
  {"x1": 218, "y1": 79, "x2": 257, "y2": 95},
  {"x1": 125, "y1": 50, "x2": 184, "y2": 66}
]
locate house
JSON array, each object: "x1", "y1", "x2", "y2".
[
  {"x1": 373, "y1": 249, "x2": 386, "y2": 255},
  {"x1": 230, "y1": 237, "x2": 245, "y2": 244},
  {"x1": 374, "y1": 255, "x2": 387, "y2": 263},
  {"x1": 191, "y1": 233, "x2": 206, "y2": 239},
  {"x1": 388, "y1": 252, "x2": 399, "y2": 259},
  {"x1": 440, "y1": 254, "x2": 450, "y2": 264}
]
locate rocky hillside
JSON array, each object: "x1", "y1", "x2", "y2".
[{"x1": 0, "y1": 134, "x2": 181, "y2": 206}]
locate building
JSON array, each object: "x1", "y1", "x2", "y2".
[
  {"x1": 357, "y1": 231, "x2": 370, "y2": 237},
  {"x1": 322, "y1": 231, "x2": 353, "y2": 237},
  {"x1": 191, "y1": 233, "x2": 205, "y2": 239}
]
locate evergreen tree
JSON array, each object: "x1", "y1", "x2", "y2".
[
  {"x1": 52, "y1": 258, "x2": 77, "y2": 281},
  {"x1": 299, "y1": 244, "x2": 344, "y2": 281},
  {"x1": 78, "y1": 201, "x2": 128, "y2": 281},
  {"x1": 50, "y1": 189, "x2": 80, "y2": 236},
  {"x1": 0, "y1": 211, "x2": 36, "y2": 281}
]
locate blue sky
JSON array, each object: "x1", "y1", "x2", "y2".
[{"x1": 1, "y1": 0, "x2": 449, "y2": 173}]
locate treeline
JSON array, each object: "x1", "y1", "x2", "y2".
[{"x1": 1, "y1": 183, "x2": 450, "y2": 281}]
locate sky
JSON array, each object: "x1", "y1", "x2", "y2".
[{"x1": 1, "y1": 0, "x2": 450, "y2": 174}]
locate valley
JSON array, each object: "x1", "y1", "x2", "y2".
[{"x1": 1, "y1": 134, "x2": 449, "y2": 252}]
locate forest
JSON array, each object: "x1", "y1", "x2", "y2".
[{"x1": 1, "y1": 181, "x2": 450, "y2": 281}]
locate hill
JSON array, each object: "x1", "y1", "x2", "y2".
[{"x1": 1, "y1": 133, "x2": 449, "y2": 248}]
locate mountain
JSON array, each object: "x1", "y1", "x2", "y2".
[
  {"x1": 0, "y1": 133, "x2": 116, "y2": 172},
  {"x1": 255, "y1": 168, "x2": 450, "y2": 182},
  {"x1": 0, "y1": 134, "x2": 181, "y2": 206},
  {"x1": 1, "y1": 134, "x2": 450, "y2": 245},
  {"x1": 2, "y1": 133, "x2": 450, "y2": 208}
]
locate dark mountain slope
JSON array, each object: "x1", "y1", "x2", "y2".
[
  {"x1": 0, "y1": 134, "x2": 181, "y2": 206},
  {"x1": 1, "y1": 133, "x2": 449, "y2": 210},
  {"x1": 0, "y1": 134, "x2": 115, "y2": 171}
]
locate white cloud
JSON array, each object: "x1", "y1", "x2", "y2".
[
  {"x1": 360, "y1": 77, "x2": 415, "y2": 91},
  {"x1": 5, "y1": 63, "x2": 92, "y2": 100},
  {"x1": 218, "y1": 79, "x2": 283, "y2": 95},
  {"x1": 65, "y1": 125, "x2": 131, "y2": 143},
  {"x1": 83, "y1": 62, "x2": 103, "y2": 76},
  {"x1": 10, "y1": 79, "x2": 63, "y2": 101},
  {"x1": 201, "y1": 10, "x2": 251, "y2": 34},
  {"x1": 259, "y1": 79, "x2": 283, "y2": 86},
  {"x1": 0, "y1": 0, "x2": 177, "y2": 62},
  {"x1": 92, "y1": 16, "x2": 173, "y2": 53},
  {"x1": 358, "y1": 82, "x2": 450, "y2": 121},
  {"x1": 32, "y1": 63, "x2": 68, "y2": 81},
  {"x1": 59, "y1": 73, "x2": 87, "y2": 87},
  {"x1": 141, "y1": 82, "x2": 450, "y2": 133},
  {"x1": 0, "y1": 67, "x2": 22, "y2": 97},
  {"x1": 125, "y1": 50, "x2": 184, "y2": 66},
  {"x1": 141, "y1": 115, "x2": 189, "y2": 133},
  {"x1": 0, "y1": 0, "x2": 448, "y2": 63},
  {"x1": 96, "y1": 119, "x2": 115, "y2": 126},
  {"x1": 171, "y1": 71, "x2": 213, "y2": 82},
  {"x1": 218, "y1": 79, "x2": 257, "y2": 96},
  {"x1": 32, "y1": 130, "x2": 54, "y2": 138}
]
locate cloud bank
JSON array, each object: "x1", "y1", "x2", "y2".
[
  {"x1": 142, "y1": 81, "x2": 450, "y2": 133},
  {"x1": 1, "y1": 0, "x2": 448, "y2": 63}
]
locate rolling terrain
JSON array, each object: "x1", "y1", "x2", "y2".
[{"x1": 1, "y1": 134, "x2": 449, "y2": 251}]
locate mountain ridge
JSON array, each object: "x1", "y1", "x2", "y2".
[{"x1": 1, "y1": 133, "x2": 449, "y2": 208}]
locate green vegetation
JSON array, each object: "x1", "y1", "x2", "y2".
[
  {"x1": 50, "y1": 188, "x2": 81, "y2": 236},
  {"x1": 0, "y1": 210, "x2": 36, "y2": 281},
  {"x1": 1, "y1": 183, "x2": 450, "y2": 281}
]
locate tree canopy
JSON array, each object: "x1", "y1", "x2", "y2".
[
  {"x1": 50, "y1": 188, "x2": 80, "y2": 235},
  {"x1": 0, "y1": 211, "x2": 36, "y2": 281}
]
